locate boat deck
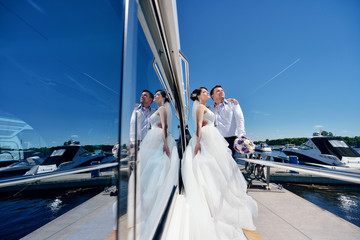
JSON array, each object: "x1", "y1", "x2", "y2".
[{"x1": 22, "y1": 178, "x2": 360, "y2": 240}]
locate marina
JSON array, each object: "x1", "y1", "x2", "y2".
[
  {"x1": 0, "y1": 157, "x2": 359, "y2": 239},
  {"x1": 0, "y1": 172, "x2": 116, "y2": 193},
  {"x1": 17, "y1": 168, "x2": 360, "y2": 240},
  {"x1": 1, "y1": 0, "x2": 360, "y2": 239},
  {"x1": 1, "y1": 155, "x2": 360, "y2": 239}
]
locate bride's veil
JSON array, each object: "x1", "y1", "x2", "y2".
[
  {"x1": 192, "y1": 100, "x2": 199, "y2": 127},
  {"x1": 164, "y1": 101, "x2": 172, "y2": 133}
]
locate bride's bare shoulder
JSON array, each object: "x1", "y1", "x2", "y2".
[{"x1": 196, "y1": 104, "x2": 208, "y2": 113}]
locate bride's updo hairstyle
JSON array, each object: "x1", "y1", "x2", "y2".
[
  {"x1": 190, "y1": 87, "x2": 207, "y2": 101},
  {"x1": 156, "y1": 90, "x2": 170, "y2": 103}
]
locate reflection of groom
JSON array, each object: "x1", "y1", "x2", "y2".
[
  {"x1": 209, "y1": 85, "x2": 246, "y2": 157},
  {"x1": 130, "y1": 90, "x2": 156, "y2": 144}
]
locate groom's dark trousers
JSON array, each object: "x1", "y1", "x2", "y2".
[{"x1": 225, "y1": 136, "x2": 237, "y2": 158}]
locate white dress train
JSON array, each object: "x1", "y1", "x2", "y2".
[
  {"x1": 128, "y1": 111, "x2": 179, "y2": 240},
  {"x1": 179, "y1": 109, "x2": 258, "y2": 240}
]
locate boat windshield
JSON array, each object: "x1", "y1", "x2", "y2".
[
  {"x1": 329, "y1": 140, "x2": 349, "y2": 148},
  {"x1": 78, "y1": 148, "x2": 92, "y2": 157},
  {"x1": 298, "y1": 142, "x2": 313, "y2": 150}
]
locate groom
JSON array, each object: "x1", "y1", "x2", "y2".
[
  {"x1": 209, "y1": 85, "x2": 246, "y2": 157},
  {"x1": 130, "y1": 89, "x2": 156, "y2": 144}
]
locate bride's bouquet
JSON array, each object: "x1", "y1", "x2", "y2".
[
  {"x1": 112, "y1": 143, "x2": 119, "y2": 158},
  {"x1": 234, "y1": 136, "x2": 255, "y2": 155}
]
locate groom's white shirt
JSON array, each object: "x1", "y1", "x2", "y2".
[
  {"x1": 208, "y1": 100, "x2": 246, "y2": 137},
  {"x1": 130, "y1": 105, "x2": 156, "y2": 141}
]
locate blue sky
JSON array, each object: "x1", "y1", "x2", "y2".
[
  {"x1": 1, "y1": 1, "x2": 123, "y2": 147},
  {"x1": 177, "y1": 0, "x2": 360, "y2": 140},
  {"x1": 1, "y1": 0, "x2": 359, "y2": 148}
]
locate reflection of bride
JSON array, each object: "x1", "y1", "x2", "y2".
[
  {"x1": 169, "y1": 87, "x2": 258, "y2": 239},
  {"x1": 128, "y1": 90, "x2": 179, "y2": 240}
]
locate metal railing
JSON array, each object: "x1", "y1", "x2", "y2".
[
  {"x1": 0, "y1": 162, "x2": 118, "y2": 188},
  {"x1": 236, "y1": 157, "x2": 360, "y2": 188}
]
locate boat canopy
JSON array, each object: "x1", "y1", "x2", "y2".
[
  {"x1": 312, "y1": 137, "x2": 360, "y2": 160},
  {"x1": 41, "y1": 146, "x2": 80, "y2": 166}
]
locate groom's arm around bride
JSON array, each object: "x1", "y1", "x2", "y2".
[{"x1": 209, "y1": 85, "x2": 246, "y2": 157}]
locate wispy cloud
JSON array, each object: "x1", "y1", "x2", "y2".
[
  {"x1": 251, "y1": 110, "x2": 270, "y2": 116},
  {"x1": 26, "y1": 0, "x2": 46, "y2": 15},
  {"x1": 248, "y1": 58, "x2": 301, "y2": 96},
  {"x1": 71, "y1": 135, "x2": 79, "y2": 138},
  {"x1": 2, "y1": 54, "x2": 57, "y2": 86},
  {"x1": 58, "y1": 60, "x2": 119, "y2": 96},
  {"x1": 64, "y1": 74, "x2": 93, "y2": 95},
  {"x1": 313, "y1": 125, "x2": 324, "y2": 129},
  {"x1": 83, "y1": 73, "x2": 120, "y2": 95},
  {"x1": 0, "y1": 2, "x2": 48, "y2": 40}
]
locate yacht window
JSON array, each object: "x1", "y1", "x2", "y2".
[
  {"x1": 329, "y1": 140, "x2": 348, "y2": 148},
  {"x1": 78, "y1": 148, "x2": 92, "y2": 156},
  {"x1": 298, "y1": 143, "x2": 312, "y2": 150},
  {"x1": 50, "y1": 149, "x2": 66, "y2": 157}
]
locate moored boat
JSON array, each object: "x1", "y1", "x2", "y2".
[
  {"x1": 0, "y1": 156, "x2": 44, "y2": 178},
  {"x1": 255, "y1": 143, "x2": 272, "y2": 152},
  {"x1": 282, "y1": 136, "x2": 360, "y2": 168},
  {"x1": 25, "y1": 144, "x2": 106, "y2": 175}
]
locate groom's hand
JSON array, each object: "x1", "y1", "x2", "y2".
[{"x1": 227, "y1": 98, "x2": 239, "y2": 105}]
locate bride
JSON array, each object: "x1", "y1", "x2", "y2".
[
  {"x1": 181, "y1": 87, "x2": 258, "y2": 239},
  {"x1": 128, "y1": 90, "x2": 179, "y2": 240}
]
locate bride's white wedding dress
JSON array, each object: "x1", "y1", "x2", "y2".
[
  {"x1": 128, "y1": 106, "x2": 179, "y2": 240},
  {"x1": 140, "y1": 113, "x2": 178, "y2": 221},
  {"x1": 176, "y1": 105, "x2": 258, "y2": 240}
]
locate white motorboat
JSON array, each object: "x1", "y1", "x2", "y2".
[
  {"x1": 25, "y1": 144, "x2": 106, "y2": 175},
  {"x1": 0, "y1": 115, "x2": 32, "y2": 168},
  {"x1": 284, "y1": 144, "x2": 296, "y2": 149},
  {"x1": 255, "y1": 143, "x2": 272, "y2": 152},
  {"x1": 0, "y1": 156, "x2": 44, "y2": 178},
  {"x1": 282, "y1": 136, "x2": 360, "y2": 168}
]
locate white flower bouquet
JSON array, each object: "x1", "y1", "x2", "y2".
[{"x1": 234, "y1": 136, "x2": 255, "y2": 155}]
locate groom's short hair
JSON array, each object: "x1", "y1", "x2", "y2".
[
  {"x1": 210, "y1": 85, "x2": 223, "y2": 98},
  {"x1": 142, "y1": 89, "x2": 154, "y2": 99}
]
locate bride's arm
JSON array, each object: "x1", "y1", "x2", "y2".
[
  {"x1": 158, "y1": 106, "x2": 170, "y2": 157},
  {"x1": 194, "y1": 105, "x2": 205, "y2": 155}
]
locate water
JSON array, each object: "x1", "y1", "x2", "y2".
[
  {"x1": 267, "y1": 148, "x2": 360, "y2": 227},
  {"x1": 284, "y1": 184, "x2": 360, "y2": 227},
  {"x1": 0, "y1": 176, "x2": 129, "y2": 240},
  {"x1": 1, "y1": 147, "x2": 359, "y2": 239},
  {"x1": 239, "y1": 148, "x2": 360, "y2": 228},
  {"x1": 0, "y1": 187, "x2": 104, "y2": 240}
]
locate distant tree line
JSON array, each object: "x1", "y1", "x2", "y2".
[
  {"x1": 82, "y1": 145, "x2": 114, "y2": 152},
  {"x1": 254, "y1": 138, "x2": 308, "y2": 146},
  {"x1": 255, "y1": 136, "x2": 360, "y2": 147},
  {"x1": 28, "y1": 144, "x2": 117, "y2": 157},
  {"x1": 341, "y1": 136, "x2": 360, "y2": 148}
]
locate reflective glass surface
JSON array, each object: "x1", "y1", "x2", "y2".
[
  {"x1": 0, "y1": 1, "x2": 124, "y2": 239},
  {"x1": 120, "y1": 1, "x2": 180, "y2": 238},
  {"x1": 1, "y1": 0, "x2": 180, "y2": 239}
]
